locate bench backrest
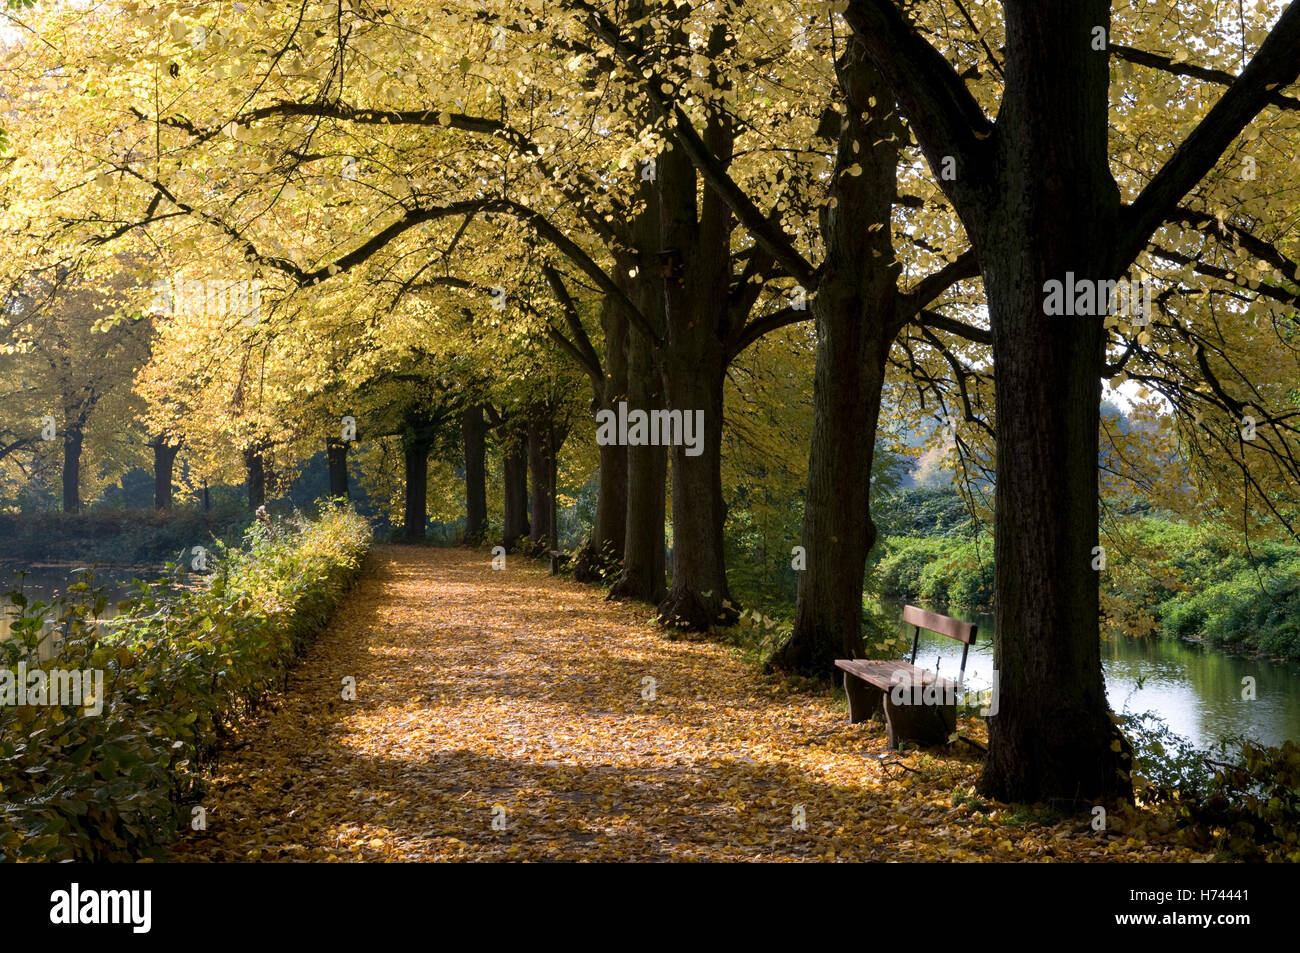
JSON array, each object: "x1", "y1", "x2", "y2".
[{"x1": 901, "y1": 604, "x2": 978, "y2": 683}]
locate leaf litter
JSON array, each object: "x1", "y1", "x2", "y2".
[{"x1": 169, "y1": 546, "x2": 1207, "y2": 863}]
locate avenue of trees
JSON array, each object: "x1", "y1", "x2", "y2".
[{"x1": 1, "y1": 0, "x2": 1299, "y2": 802}]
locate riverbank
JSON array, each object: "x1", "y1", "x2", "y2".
[{"x1": 873, "y1": 514, "x2": 1300, "y2": 662}]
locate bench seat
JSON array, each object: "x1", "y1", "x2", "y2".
[
  {"x1": 835, "y1": 659, "x2": 958, "y2": 749},
  {"x1": 835, "y1": 605, "x2": 977, "y2": 749}
]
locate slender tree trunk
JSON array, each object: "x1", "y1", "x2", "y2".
[
  {"x1": 526, "y1": 408, "x2": 555, "y2": 554},
  {"x1": 402, "y1": 435, "x2": 430, "y2": 544},
  {"x1": 608, "y1": 315, "x2": 666, "y2": 604},
  {"x1": 575, "y1": 294, "x2": 629, "y2": 581},
  {"x1": 770, "y1": 43, "x2": 903, "y2": 676},
  {"x1": 326, "y1": 439, "x2": 349, "y2": 499},
  {"x1": 462, "y1": 404, "x2": 487, "y2": 544},
  {"x1": 549, "y1": 423, "x2": 560, "y2": 551},
  {"x1": 61, "y1": 425, "x2": 82, "y2": 513},
  {"x1": 502, "y1": 426, "x2": 530, "y2": 552},
  {"x1": 244, "y1": 447, "x2": 266, "y2": 510},
  {"x1": 153, "y1": 440, "x2": 179, "y2": 510}
]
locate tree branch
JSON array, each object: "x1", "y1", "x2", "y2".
[
  {"x1": 901, "y1": 248, "x2": 980, "y2": 317},
  {"x1": 1111, "y1": 44, "x2": 1300, "y2": 112},
  {"x1": 570, "y1": 0, "x2": 818, "y2": 288},
  {"x1": 843, "y1": 0, "x2": 994, "y2": 219},
  {"x1": 1119, "y1": 2, "x2": 1300, "y2": 265},
  {"x1": 917, "y1": 308, "x2": 991, "y2": 346},
  {"x1": 541, "y1": 263, "x2": 603, "y2": 386},
  {"x1": 726, "y1": 304, "x2": 808, "y2": 361}
]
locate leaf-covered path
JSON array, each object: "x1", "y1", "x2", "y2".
[{"x1": 169, "y1": 546, "x2": 1203, "y2": 862}]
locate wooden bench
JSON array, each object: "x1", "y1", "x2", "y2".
[
  {"x1": 835, "y1": 605, "x2": 978, "y2": 749},
  {"x1": 548, "y1": 549, "x2": 571, "y2": 575}
]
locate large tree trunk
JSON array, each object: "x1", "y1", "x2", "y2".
[
  {"x1": 772, "y1": 329, "x2": 892, "y2": 676},
  {"x1": 402, "y1": 435, "x2": 430, "y2": 543},
  {"x1": 326, "y1": 439, "x2": 349, "y2": 499},
  {"x1": 153, "y1": 439, "x2": 179, "y2": 510},
  {"x1": 608, "y1": 313, "x2": 666, "y2": 604},
  {"x1": 244, "y1": 447, "x2": 266, "y2": 511},
  {"x1": 61, "y1": 425, "x2": 82, "y2": 513},
  {"x1": 769, "y1": 43, "x2": 903, "y2": 677},
  {"x1": 575, "y1": 293, "x2": 629, "y2": 582},
  {"x1": 462, "y1": 404, "x2": 487, "y2": 544},
  {"x1": 973, "y1": 1, "x2": 1125, "y2": 802},
  {"x1": 502, "y1": 425, "x2": 530, "y2": 552},
  {"x1": 654, "y1": 119, "x2": 735, "y2": 629}
]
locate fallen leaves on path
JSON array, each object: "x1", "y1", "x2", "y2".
[{"x1": 168, "y1": 546, "x2": 1207, "y2": 862}]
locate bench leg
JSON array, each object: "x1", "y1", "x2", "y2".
[
  {"x1": 882, "y1": 694, "x2": 956, "y2": 749},
  {"x1": 843, "y1": 673, "x2": 884, "y2": 724}
]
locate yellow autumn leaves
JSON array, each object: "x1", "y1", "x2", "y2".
[{"x1": 170, "y1": 546, "x2": 1207, "y2": 862}]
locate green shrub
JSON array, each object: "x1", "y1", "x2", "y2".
[
  {"x1": 1120, "y1": 710, "x2": 1237, "y2": 807},
  {"x1": 1191, "y1": 739, "x2": 1300, "y2": 862},
  {"x1": 878, "y1": 515, "x2": 1300, "y2": 658},
  {"x1": 1160, "y1": 565, "x2": 1300, "y2": 656},
  {"x1": 874, "y1": 536, "x2": 946, "y2": 599},
  {"x1": 0, "y1": 502, "x2": 370, "y2": 861},
  {"x1": 1098, "y1": 517, "x2": 1300, "y2": 655},
  {"x1": 875, "y1": 535, "x2": 993, "y2": 610},
  {"x1": 872, "y1": 487, "x2": 976, "y2": 539}
]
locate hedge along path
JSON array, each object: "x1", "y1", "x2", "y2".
[{"x1": 168, "y1": 546, "x2": 1206, "y2": 862}]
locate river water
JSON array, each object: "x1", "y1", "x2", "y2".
[
  {"x1": 0, "y1": 565, "x2": 146, "y2": 658},
  {"x1": 886, "y1": 601, "x2": 1300, "y2": 749}
]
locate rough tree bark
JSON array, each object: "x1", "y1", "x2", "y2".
[
  {"x1": 402, "y1": 433, "x2": 430, "y2": 544},
  {"x1": 770, "y1": 46, "x2": 904, "y2": 675},
  {"x1": 152, "y1": 438, "x2": 179, "y2": 510},
  {"x1": 653, "y1": 100, "x2": 736, "y2": 629},
  {"x1": 462, "y1": 404, "x2": 487, "y2": 544},
  {"x1": 326, "y1": 439, "x2": 349, "y2": 500},
  {"x1": 969, "y1": 1, "x2": 1123, "y2": 802}
]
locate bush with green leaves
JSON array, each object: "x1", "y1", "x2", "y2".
[
  {"x1": 1190, "y1": 739, "x2": 1300, "y2": 862},
  {"x1": 1119, "y1": 710, "x2": 1300, "y2": 861},
  {"x1": 875, "y1": 514, "x2": 1300, "y2": 658},
  {"x1": 871, "y1": 487, "x2": 976, "y2": 539},
  {"x1": 874, "y1": 534, "x2": 994, "y2": 610},
  {"x1": 1120, "y1": 710, "x2": 1235, "y2": 807},
  {"x1": 0, "y1": 502, "x2": 370, "y2": 861}
]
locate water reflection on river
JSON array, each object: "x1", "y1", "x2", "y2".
[{"x1": 0, "y1": 564, "x2": 144, "y2": 653}]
